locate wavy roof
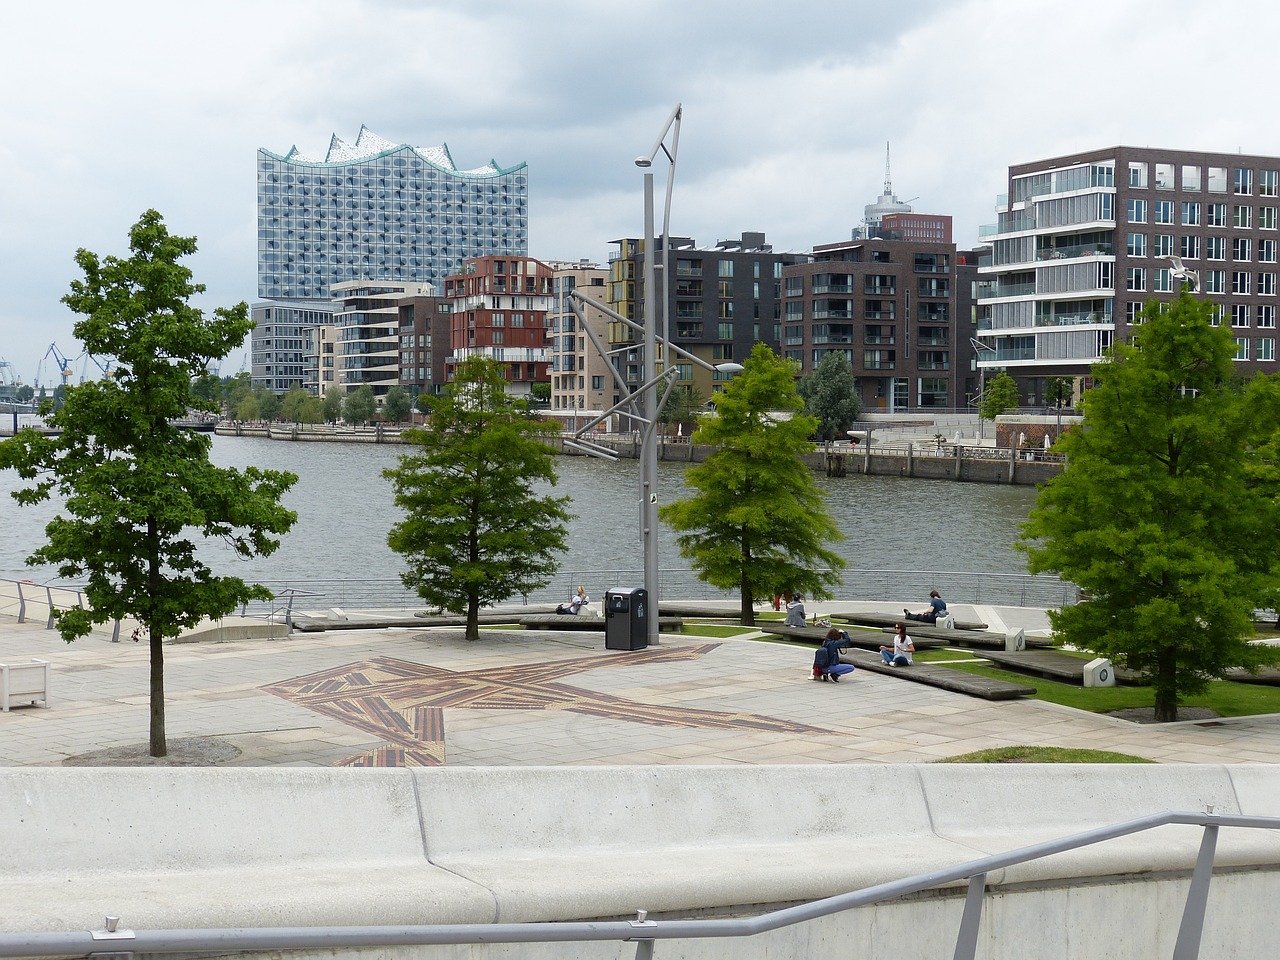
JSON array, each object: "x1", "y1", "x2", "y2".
[{"x1": 261, "y1": 125, "x2": 524, "y2": 177}]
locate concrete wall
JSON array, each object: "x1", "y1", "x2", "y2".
[{"x1": 2, "y1": 765, "x2": 1279, "y2": 959}]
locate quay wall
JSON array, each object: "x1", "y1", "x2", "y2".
[{"x1": 0, "y1": 764, "x2": 1276, "y2": 959}]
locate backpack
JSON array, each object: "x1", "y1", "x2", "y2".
[{"x1": 814, "y1": 637, "x2": 846, "y2": 672}]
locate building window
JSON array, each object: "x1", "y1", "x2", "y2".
[
  {"x1": 1208, "y1": 167, "x2": 1229, "y2": 192},
  {"x1": 1127, "y1": 198, "x2": 1147, "y2": 223},
  {"x1": 1234, "y1": 338, "x2": 1249, "y2": 360},
  {"x1": 785, "y1": 276, "x2": 804, "y2": 297},
  {"x1": 1210, "y1": 304, "x2": 1226, "y2": 325},
  {"x1": 863, "y1": 349, "x2": 895, "y2": 370},
  {"x1": 1155, "y1": 163, "x2": 1176, "y2": 190},
  {"x1": 1261, "y1": 171, "x2": 1279, "y2": 197},
  {"x1": 717, "y1": 322, "x2": 733, "y2": 340},
  {"x1": 1128, "y1": 162, "x2": 1148, "y2": 188},
  {"x1": 1260, "y1": 338, "x2": 1276, "y2": 361},
  {"x1": 1207, "y1": 236, "x2": 1227, "y2": 260},
  {"x1": 1235, "y1": 168, "x2": 1254, "y2": 195},
  {"x1": 1261, "y1": 206, "x2": 1278, "y2": 230},
  {"x1": 1234, "y1": 205, "x2": 1253, "y2": 229},
  {"x1": 1260, "y1": 272, "x2": 1277, "y2": 296},
  {"x1": 1207, "y1": 203, "x2": 1228, "y2": 227},
  {"x1": 1154, "y1": 200, "x2": 1175, "y2": 224},
  {"x1": 718, "y1": 260, "x2": 734, "y2": 278},
  {"x1": 1261, "y1": 305, "x2": 1277, "y2": 328},
  {"x1": 1127, "y1": 267, "x2": 1146, "y2": 291},
  {"x1": 1204, "y1": 269, "x2": 1226, "y2": 294},
  {"x1": 718, "y1": 281, "x2": 733, "y2": 299},
  {"x1": 1153, "y1": 268, "x2": 1173, "y2": 293},
  {"x1": 1181, "y1": 235, "x2": 1201, "y2": 259},
  {"x1": 676, "y1": 258, "x2": 702, "y2": 277},
  {"x1": 1183, "y1": 165, "x2": 1202, "y2": 191},
  {"x1": 1154, "y1": 234, "x2": 1174, "y2": 258},
  {"x1": 675, "y1": 363, "x2": 692, "y2": 381},
  {"x1": 1126, "y1": 301, "x2": 1144, "y2": 322},
  {"x1": 718, "y1": 302, "x2": 734, "y2": 319},
  {"x1": 1127, "y1": 232, "x2": 1147, "y2": 256},
  {"x1": 1234, "y1": 238, "x2": 1253, "y2": 261},
  {"x1": 1232, "y1": 304, "x2": 1251, "y2": 327},
  {"x1": 1262, "y1": 239, "x2": 1277, "y2": 263},
  {"x1": 1181, "y1": 201, "x2": 1201, "y2": 226}
]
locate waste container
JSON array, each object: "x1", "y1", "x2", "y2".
[{"x1": 604, "y1": 587, "x2": 649, "y2": 650}]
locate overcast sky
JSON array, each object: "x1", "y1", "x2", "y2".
[{"x1": 3, "y1": 0, "x2": 1279, "y2": 383}]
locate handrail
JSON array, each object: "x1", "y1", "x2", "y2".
[{"x1": 0, "y1": 810, "x2": 1270, "y2": 960}]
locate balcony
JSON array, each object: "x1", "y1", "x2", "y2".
[
  {"x1": 1037, "y1": 242, "x2": 1115, "y2": 260},
  {"x1": 864, "y1": 336, "x2": 896, "y2": 346},
  {"x1": 812, "y1": 335, "x2": 854, "y2": 345},
  {"x1": 811, "y1": 283, "x2": 854, "y2": 295},
  {"x1": 978, "y1": 281, "x2": 1036, "y2": 301},
  {"x1": 813, "y1": 309, "x2": 854, "y2": 320}
]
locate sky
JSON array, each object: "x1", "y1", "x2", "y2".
[{"x1": 3, "y1": 0, "x2": 1279, "y2": 384}]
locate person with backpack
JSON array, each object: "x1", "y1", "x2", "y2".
[{"x1": 812, "y1": 628, "x2": 856, "y2": 682}]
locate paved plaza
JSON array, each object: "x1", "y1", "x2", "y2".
[{"x1": 3, "y1": 600, "x2": 1280, "y2": 767}]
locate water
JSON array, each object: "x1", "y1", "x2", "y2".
[{"x1": 1, "y1": 434, "x2": 1049, "y2": 604}]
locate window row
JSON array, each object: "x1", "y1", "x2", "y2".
[
  {"x1": 1126, "y1": 268, "x2": 1278, "y2": 295},
  {"x1": 1127, "y1": 162, "x2": 1279, "y2": 196},
  {"x1": 1126, "y1": 234, "x2": 1278, "y2": 262},
  {"x1": 1126, "y1": 200, "x2": 1277, "y2": 228}
]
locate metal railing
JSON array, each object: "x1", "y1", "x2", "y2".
[
  {"x1": 0, "y1": 810, "x2": 1269, "y2": 960},
  {"x1": 0, "y1": 577, "x2": 105, "y2": 635}
]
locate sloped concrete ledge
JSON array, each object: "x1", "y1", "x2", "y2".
[{"x1": 2, "y1": 765, "x2": 1278, "y2": 958}]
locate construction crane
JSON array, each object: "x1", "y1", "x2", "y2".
[
  {"x1": 80, "y1": 353, "x2": 118, "y2": 382},
  {"x1": 0, "y1": 357, "x2": 21, "y2": 402},
  {"x1": 35, "y1": 343, "x2": 81, "y2": 390}
]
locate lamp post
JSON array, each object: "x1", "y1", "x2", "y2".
[{"x1": 970, "y1": 336, "x2": 997, "y2": 440}]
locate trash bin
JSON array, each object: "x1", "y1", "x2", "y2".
[{"x1": 604, "y1": 587, "x2": 649, "y2": 650}]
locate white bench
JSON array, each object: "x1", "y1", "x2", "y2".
[{"x1": 1, "y1": 659, "x2": 49, "y2": 711}]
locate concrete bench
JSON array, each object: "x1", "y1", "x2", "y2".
[
  {"x1": 976, "y1": 648, "x2": 1144, "y2": 685},
  {"x1": 3, "y1": 766, "x2": 1280, "y2": 955},
  {"x1": 520, "y1": 613, "x2": 683, "y2": 631},
  {"x1": 1, "y1": 659, "x2": 49, "y2": 711},
  {"x1": 759, "y1": 622, "x2": 949, "y2": 650},
  {"x1": 840, "y1": 649, "x2": 1037, "y2": 700},
  {"x1": 830, "y1": 610, "x2": 989, "y2": 631}
]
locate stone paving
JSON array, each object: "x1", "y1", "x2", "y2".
[{"x1": 2, "y1": 600, "x2": 1279, "y2": 766}]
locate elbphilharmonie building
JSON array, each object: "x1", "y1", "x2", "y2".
[{"x1": 256, "y1": 126, "x2": 528, "y2": 300}]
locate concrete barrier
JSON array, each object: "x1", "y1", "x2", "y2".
[{"x1": 2, "y1": 765, "x2": 1279, "y2": 957}]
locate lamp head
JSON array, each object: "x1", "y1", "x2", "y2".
[
  {"x1": 634, "y1": 156, "x2": 652, "y2": 168},
  {"x1": 713, "y1": 362, "x2": 745, "y2": 375}
]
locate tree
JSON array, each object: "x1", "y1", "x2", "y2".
[
  {"x1": 322, "y1": 385, "x2": 345, "y2": 423},
  {"x1": 382, "y1": 385, "x2": 412, "y2": 423},
  {"x1": 979, "y1": 371, "x2": 1020, "y2": 422},
  {"x1": 297, "y1": 394, "x2": 324, "y2": 425},
  {"x1": 529, "y1": 382, "x2": 551, "y2": 406},
  {"x1": 15, "y1": 385, "x2": 34, "y2": 404},
  {"x1": 191, "y1": 371, "x2": 222, "y2": 406},
  {"x1": 384, "y1": 357, "x2": 570, "y2": 640},
  {"x1": 659, "y1": 384, "x2": 707, "y2": 435},
  {"x1": 1019, "y1": 292, "x2": 1280, "y2": 721},
  {"x1": 343, "y1": 384, "x2": 376, "y2": 425},
  {"x1": 253, "y1": 385, "x2": 281, "y2": 422},
  {"x1": 0, "y1": 210, "x2": 298, "y2": 756},
  {"x1": 280, "y1": 386, "x2": 312, "y2": 422},
  {"x1": 798, "y1": 351, "x2": 862, "y2": 443},
  {"x1": 414, "y1": 392, "x2": 435, "y2": 417},
  {"x1": 658, "y1": 343, "x2": 846, "y2": 625},
  {"x1": 233, "y1": 391, "x2": 260, "y2": 422}
]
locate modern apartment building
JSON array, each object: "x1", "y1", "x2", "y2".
[
  {"x1": 607, "y1": 233, "x2": 803, "y2": 400},
  {"x1": 250, "y1": 301, "x2": 335, "y2": 393},
  {"x1": 397, "y1": 294, "x2": 452, "y2": 399},
  {"x1": 780, "y1": 223, "x2": 964, "y2": 411},
  {"x1": 441, "y1": 256, "x2": 554, "y2": 395},
  {"x1": 546, "y1": 261, "x2": 612, "y2": 425},
  {"x1": 977, "y1": 146, "x2": 1280, "y2": 402},
  {"x1": 331, "y1": 280, "x2": 433, "y2": 398}
]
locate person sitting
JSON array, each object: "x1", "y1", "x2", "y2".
[
  {"x1": 556, "y1": 585, "x2": 589, "y2": 616},
  {"x1": 784, "y1": 594, "x2": 807, "y2": 627},
  {"x1": 904, "y1": 589, "x2": 946, "y2": 624},
  {"x1": 813, "y1": 628, "x2": 856, "y2": 682},
  {"x1": 879, "y1": 622, "x2": 914, "y2": 667}
]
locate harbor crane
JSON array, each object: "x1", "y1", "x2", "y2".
[{"x1": 35, "y1": 343, "x2": 81, "y2": 389}]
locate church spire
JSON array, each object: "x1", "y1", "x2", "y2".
[{"x1": 883, "y1": 141, "x2": 893, "y2": 197}]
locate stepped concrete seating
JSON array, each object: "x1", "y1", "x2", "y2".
[
  {"x1": 839, "y1": 649, "x2": 1036, "y2": 700},
  {"x1": 4, "y1": 766, "x2": 1280, "y2": 957},
  {"x1": 830, "y1": 610, "x2": 989, "y2": 631},
  {"x1": 976, "y1": 649, "x2": 1144, "y2": 685},
  {"x1": 520, "y1": 614, "x2": 683, "y2": 631},
  {"x1": 759, "y1": 622, "x2": 948, "y2": 650}
]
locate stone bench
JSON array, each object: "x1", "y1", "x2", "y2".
[
  {"x1": 5, "y1": 765, "x2": 1279, "y2": 956},
  {"x1": 840, "y1": 649, "x2": 1037, "y2": 700},
  {"x1": 520, "y1": 613, "x2": 683, "y2": 632},
  {"x1": 976, "y1": 648, "x2": 1144, "y2": 685},
  {"x1": 759, "y1": 622, "x2": 949, "y2": 650},
  {"x1": 1, "y1": 659, "x2": 49, "y2": 711}
]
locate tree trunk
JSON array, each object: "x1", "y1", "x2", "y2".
[
  {"x1": 1153, "y1": 649, "x2": 1179, "y2": 723},
  {"x1": 466, "y1": 595, "x2": 480, "y2": 642},
  {"x1": 739, "y1": 575, "x2": 755, "y2": 626},
  {"x1": 147, "y1": 516, "x2": 167, "y2": 757}
]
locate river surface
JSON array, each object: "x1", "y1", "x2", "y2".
[{"x1": 0, "y1": 435, "x2": 1049, "y2": 604}]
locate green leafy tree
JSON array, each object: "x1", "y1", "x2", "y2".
[
  {"x1": 414, "y1": 392, "x2": 435, "y2": 417},
  {"x1": 659, "y1": 343, "x2": 846, "y2": 625},
  {"x1": 979, "y1": 371, "x2": 1020, "y2": 421},
  {"x1": 233, "y1": 391, "x2": 260, "y2": 422},
  {"x1": 659, "y1": 384, "x2": 707, "y2": 435},
  {"x1": 529, "y1": 382, "x2": 551, "y2": 406},
  {"x1": 297, "y1": 394, "x2": 323, "y2": 425},
  {"x1": 15, "y1": 384, "x2": 34, "y2": 404},
  {"x1": 382, "y1": 385, "x2": 412, "y2": 423},
  {"x1": 798, "y1": 351, "x2": 862, "y2": 443},
  {"x1": 254, "y1": 385, "x2": 281, "y2": 421},
  {"x1": 343, "y1": 384, "x2": 376, "y2": 425},
  {"x1": 384, "y1": 357, "x2": 570, "y2": 640},
  {"x1": 280, "y1": 386, "x2": 312, "y2": 422},
  {"x1": 322, "y1": 385, "x2": 345, "y2": 423},
  {"x1": 0, "y1": 210, "x2": 298, "y2": 756},
  {"x1": 191, "y1": 371, "x2": 222, "y2": 406},
  {"x1": 1020, "y1": 293, "x2": 1280, "y2": 721}
]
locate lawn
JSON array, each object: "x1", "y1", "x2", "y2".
[{"x1": 938, "y1": 746, "x2": 1154, "y2": 763}]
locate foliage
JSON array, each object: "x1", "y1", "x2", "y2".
[
  {"x1": 191, "y1": 373, "x2": 222, "y2": 405},
  {"x1": 797, "y1": 351, "x2": 861, "y2": 442},
  {"x1": 382, "y1": 385, "x2": 413, "y2": 423},
  {"x1": 254, "y1": 385, "x2": 281, "y2": 421},
  {"x1": 322, "y1": 385, "x2": 344, "y2": 423},
  {"x1": 280, "y1": 387, "x2": 312, "y2": 422},
  {"x1": 1044, "y1": 375, "x2": 1074, "y2": 409},
  {"x1": 343, "y1": 384, "x2": 376, "y2": 425},
  {"x1": 15, "y1": 384, "x2": 34, "y2": 403},
  {"x1": 659, "y1": 384, "x2": 708, "y2": 432},
  {"x1": 658, "y1": 343, "x2": 846, "y2": 625},
  {"x1": 0, "y1": 210, "x2": 297, "y2": 757},
  {"x1": 529, "y1": 382, "x2": 551, "y2": 405},
  {"x1": 384, "y1": 357, "x2": 570, "y2": 640},
  {"x1": 414, "y1": 392, "x2": 435, "y2": 416},
  {"x1": 978, "y1": 371, "x2": 1019, "y2": 421},
  {"x1": 1019, "y1": 292, "x2": 1280, "y2": 721},
  {"x1": 233, "y1": 391, "x2": 260, "y2": 421}
]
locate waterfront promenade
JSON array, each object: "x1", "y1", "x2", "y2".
[{"x1": 3, "y1": 599, "x2": 1279, "y2": 767}]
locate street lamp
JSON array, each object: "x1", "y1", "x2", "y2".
[{"x1": 969, "y1": 336, "x2": 998, "y2": 440}]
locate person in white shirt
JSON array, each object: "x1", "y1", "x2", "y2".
[
  {"x1": 557, "y1": 585, "x2": 589, "y2": 615},
  {"x1": 879, "y1": 622, "x2": 914, "y2": 667}
]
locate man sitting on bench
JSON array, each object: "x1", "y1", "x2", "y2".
[{"x1": 905, "y1": 590, "x2": 946, "y2": 624}]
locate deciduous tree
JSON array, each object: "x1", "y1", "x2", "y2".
[
  {"x1": 382, "y1": 385, "x2": 412, "y2": 423},
  {"x1": 384, "y1": 357, "x2": 570, "y2": 640},
  {"x1": 1020, "y1": 293, "x2": 1280, "y2": 721},
  {"x1": 322, "y1": 385, "x2": 344, "y2": 423},
  {"x1": 343, "y1": 384, "x2": 376, "y2": 425},
  {"x1": 0, "y1": 210, "x2": 298, "y2": 756},
  {"x1": 659, "y1": 344, "x2": 846, "y2": 625},
  {"x1": 979, "y1": 371, "x2": 1020, "y2": 422},
  {"x1": 798, "y1": 351, "x2": 861, "y2": 443}
]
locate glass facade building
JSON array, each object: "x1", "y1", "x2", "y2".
[{"x1": 256, "y1": 126, "x2": 528, "y2": 301}]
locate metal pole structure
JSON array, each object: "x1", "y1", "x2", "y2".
[{"x1": 639, "y1": 168, "x2": 660, "y2": 647}]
